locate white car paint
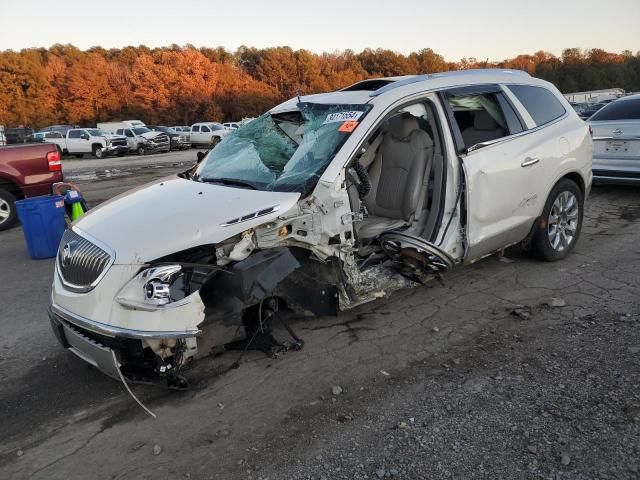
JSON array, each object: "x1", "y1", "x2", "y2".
[
  {"x1": 75, "y1": 177, "x2": 300, "y2": 264},
  {"x1": 45, "y1": 128, "x2": 128, "y2": 157},
  {"x1": 588, "y1": 94, "x2": 640, "y2": 184},
  {"x1": 189, "y1": 122, "x2": 231, "y2": 145},
  {"x1": 50, "y1": 69, "x2": 592, "y2": 382}
]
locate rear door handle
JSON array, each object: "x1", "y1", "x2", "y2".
[{"x1": 521, "y1": 157, "x2": 540, "y2": 167}]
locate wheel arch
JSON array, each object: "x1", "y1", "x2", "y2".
[
  {"x1": 560, "y1": 171, "x2": 586, "y2": 198},
  {"x1": 523, "y1": 171, "x2": 586, "y2": 250},
  {"x1": 0, "y1": 176, "x2": 22, "y2": 198}
]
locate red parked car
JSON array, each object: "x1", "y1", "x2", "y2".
[{"x1": 0, "y1": 143, "x2": 64, "y2": 230}]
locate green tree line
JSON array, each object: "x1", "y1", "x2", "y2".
[{"x1": 0, "y1": 44, "x2": 638, "y2": 129}]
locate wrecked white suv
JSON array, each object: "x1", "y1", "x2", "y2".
[{"x1": 49, "y1": 69, "x2": 592, "y2": 386}]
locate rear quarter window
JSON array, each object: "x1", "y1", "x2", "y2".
[
  {"x1": 590, "y1": 99, "x2": 640, "y2": 121},
  {"x1": 507, "y1": 85, "x2": 566, "y2": 127}
]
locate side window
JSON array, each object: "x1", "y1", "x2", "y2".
[
  {"x1": 201, "y1": 125, "x2": 211, "y2": 133},
  {"x1": 125, "y1": 129, "x2": 134, "y2": 138},
  {"x1": 445, "y1": 92, "x2": 511, "y2": 149},
  {"x1": 68, "y1": 130, "x2": 81, "y2": 139},
  {"x1": 507, "y1": 85, "x2": 566, "y2": 126},
  {"x1": 192, "y1": 125, "x2": 200, "y2": 132},
  {"x1": 115, "y1": 129, "x2": 122, "y2": 135}
]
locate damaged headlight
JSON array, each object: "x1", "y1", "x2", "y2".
[{"x1": 116, "y1": 264, "x2": 214, "y2": 311}]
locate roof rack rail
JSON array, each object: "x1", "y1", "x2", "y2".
[{"x1": 370, "y1": 69, "x2": 531, "y2": 97}]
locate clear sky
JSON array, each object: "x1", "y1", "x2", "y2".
[{"x1": 1, "y1": 0, "x2": 638, "y2": 60}]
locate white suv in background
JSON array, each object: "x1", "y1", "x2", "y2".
[
  {"x1": 49, "y1": 69, "x2": 592, "y2": 385},
  {"x1": 190, "y1": 122, "x2": 231, "y2": 147}
]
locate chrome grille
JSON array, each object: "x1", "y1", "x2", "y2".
[
  {"x1": 152, "y1": 134, "x2": 170, "y2": 149},
  {"x1": 57, "y1": 229, "x2": 114, "y2": 293}
]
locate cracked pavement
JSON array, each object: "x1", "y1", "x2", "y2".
[{"x1": 0, "y1": 179, "x2": 638, "y2": 480}]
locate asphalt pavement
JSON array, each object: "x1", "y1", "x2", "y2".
[{"x1": 0, "y1": 169, "x2": 638, "y2": 479}]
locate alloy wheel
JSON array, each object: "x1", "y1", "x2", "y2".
[
  {"x1": 547, "y1": 190, "x2": 579, "y2": 252},
  {"x1": 0, "y1": 198, "x2": 10, "y2": 224}
]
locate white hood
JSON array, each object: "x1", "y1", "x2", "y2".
[
  {"x1": 74, "y1": 176, "x2": 300, "y2": 264},
  {"x1": 141, "y1": 131, "x2": 162, "y2": 140}
]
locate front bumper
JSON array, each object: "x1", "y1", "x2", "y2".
[
  {"x1": 49, "y1": 303, "x2": 201, "y2": 379},
  {"x1": 106, "y1": 145, "x2": 129, "y2": 155},
  {"x1": 171, "y1": 138, "x2": 191, "y2": 149}
]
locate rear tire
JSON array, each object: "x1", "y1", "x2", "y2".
[
  {"x1": 210, "y1": 136, "x2": 220, "y2": 147},
  {"x1": 0, "y1": 189, "x2": 17, "y2": 231},
  {"x1": 531, "y1": 179, "x2": 583, "y2": 261}
]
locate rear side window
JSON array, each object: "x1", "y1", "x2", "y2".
[
  {"x1": 508, "y1": 85, "x2": 566, "y2": 126},
  {"x1": 446, "y1": 92, "x2": 514, "y2": 149},
  {"x1": 192, "y1": 126, "x2": 200, "y2": 132},
  {"x1": 590, "y1": 99, "x2": 640, "y2": 121}
]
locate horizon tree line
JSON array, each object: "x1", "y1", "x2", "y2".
[{"x1": 0, "y1": 44, "x2": 638, "y2": 129}]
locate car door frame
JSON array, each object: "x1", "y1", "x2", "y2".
[
  {"x1": 437, "y1": 83, "x2": 543, "y2": 262},
  {"x1": 191, "y1": 125, "x2": 201, "y2": 144},
  {"x1": 66, "y1": 129, "x2": 88, "y2": 153},
  {"x1": 339, "y1": 92, "x2": 462, "y2": 271}
]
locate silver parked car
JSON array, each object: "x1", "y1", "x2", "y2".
[
  {"x1": 588, "y1": 94, "x2": 640, "y2": 184},
  {"x1": 49, "y1": 69, "x2": 592, "y2": 386}
]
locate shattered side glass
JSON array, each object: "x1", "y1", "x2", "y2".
[{"x1": 194, "y1": 103, "x2": 372, "y2": 195}]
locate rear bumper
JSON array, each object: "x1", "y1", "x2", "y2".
[{"x1": 593, "y1": 169, "x2": 640, "y2": 184}]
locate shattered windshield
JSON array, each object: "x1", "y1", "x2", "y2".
[{"x1": 193, "y1": 102, "x2": 371, "y2": 194}]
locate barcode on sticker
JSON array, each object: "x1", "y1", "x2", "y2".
[
  {"x1": 55, "y1": 201, "x2": 64, "y2": 208},
  {"x1": 323, "y1": 111, "x2": 363, "y2": 124}
]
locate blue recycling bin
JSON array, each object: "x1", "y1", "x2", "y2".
[{"x1": 15, "y1": 195, "x2": 67, "y2": 259}]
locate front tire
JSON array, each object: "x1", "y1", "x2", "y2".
[
  {"x1": 0, "y1": 189, "x2": 17, "y2": 231},
  {"x1": 137, "y1": 145, "x2": 146, "y2": 156},
  {"x1": 531, "y1": 179, "x2": 583, "y2": 261},
  {"x1": 92, "y1": 145, "x2": 104, "y2": 159}
]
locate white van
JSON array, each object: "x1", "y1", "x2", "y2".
[{"x1": 50, "y1": 70, "x2": 592, "y2": 386}]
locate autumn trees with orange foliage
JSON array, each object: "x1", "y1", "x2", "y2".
[{"x1": 0, "y1": 44, "x2": 639, "y2": 129}]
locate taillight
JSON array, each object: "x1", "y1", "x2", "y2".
[{"x1": 47, "y1": 150, "x2": 62, "y2": 172}]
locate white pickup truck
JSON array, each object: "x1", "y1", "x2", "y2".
[
  {"x1": 98, "y1": 122, "x2": 170, "y2": 155},
  {"x1": 45, "y1": 128, "x2": 129, "y2": 159}
]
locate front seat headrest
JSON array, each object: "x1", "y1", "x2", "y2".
[
  {"x1": 389, "y1": 113, "x2": 420, "y2": 140},
  {"x1": 473, "y1": 110, "x2": 499, "y2": 131}
]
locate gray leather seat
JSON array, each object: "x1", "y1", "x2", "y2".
[
  {"x1": 357, "y1": 113, "x2": 433, "y2": 240},
  {"x1": 461, "y1": 110, "x2": 505, "y2": 147}
]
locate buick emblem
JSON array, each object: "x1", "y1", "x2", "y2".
[
  {"x1": 613, "y1": 128, "x2": 622, "y2": 137},
  {"x1": 61, "y1": 241, "x2": 78, "y2": 267}
]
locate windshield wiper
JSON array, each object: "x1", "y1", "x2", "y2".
[{"x1": 199, "y1": 177, "x2": 257, "y2": 190}]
